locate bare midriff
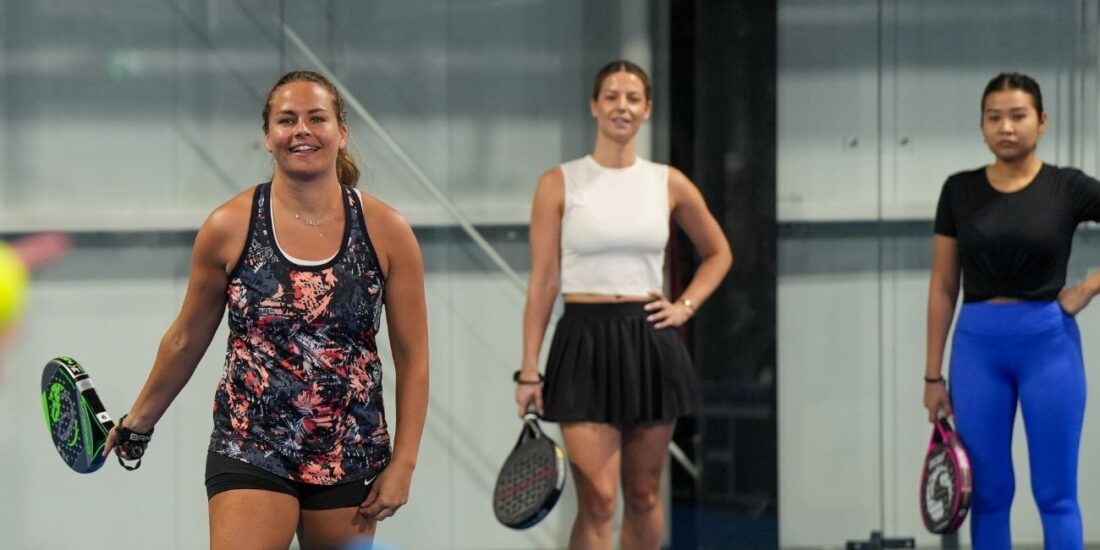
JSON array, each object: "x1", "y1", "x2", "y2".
[
  {"x1": 986, "y1": 296, "x2": 1022, "y2": 303},
  {"x1": 563, "y1": 293, "x2": 650, "y2": 304}
]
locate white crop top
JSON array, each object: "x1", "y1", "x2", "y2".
[{"x1": 559, "y1": 155, "x2": 669, "y2": 296}]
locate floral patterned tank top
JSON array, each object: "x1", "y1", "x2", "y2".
[{"x1": 209, "y1": 182, "x2": 390, "y2": 485}]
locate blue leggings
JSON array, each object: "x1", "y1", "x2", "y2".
[{"x1": 950, "y1": 301, "x2": 1085, "y2": 549}]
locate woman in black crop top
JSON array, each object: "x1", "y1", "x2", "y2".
[
  {"x1": 104, "y1": 71, "x2": 430, "y2": 550},
  {"x1": 925, "y1": 73, "x2": 1100, "y2": 548}
]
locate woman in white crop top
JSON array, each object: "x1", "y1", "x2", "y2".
[{"x1": 515, "y1": 60, "x2": 732, "y2": 550}]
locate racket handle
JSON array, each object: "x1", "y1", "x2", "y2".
[
  {"x1": 941, "y1": 532, "x2": 960, "y2": 550},
  {"x1": 521, "y1": 414, "x2": 547, "y2": 441}
]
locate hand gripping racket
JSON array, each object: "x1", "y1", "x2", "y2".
[
  {"x1": 493, "y1": 414, "x2": 567, "y2": 529},
  {"x1": 41, "y1": 356, "x2": 143, "y2": 473},
  {"x1": 920, "y1": 417, "x2": 972, "y2": 534}
]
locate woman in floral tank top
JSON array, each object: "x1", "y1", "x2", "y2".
[{"x1": 105, "y1": 71, "x2": 429, "y2": 549}]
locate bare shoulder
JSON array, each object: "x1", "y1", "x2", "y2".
[
  {"x1": 533, "y1": 166, "x2": 565, "y2": 208},
  {"x1": 204, "y1": 188, "x2": 253, "y2": 233},
  {"x1": 538, "y1": 166, "x2": 564, "y2": 185},
  {"x1": 197, "y1": 187, "x2": 255, "y2": 269},
  {"x1": 666, "y1": 165, "x2": 701, "y2": 208},
  {"x1": 359, "y1": 191, "x2": 417, "y2": 248},
  {"x1": 667, "y1": 165, "x2": 695, "y2": 192},
  {"x1": 536, "y1": 166, "x2": 565, "y2": 193}
]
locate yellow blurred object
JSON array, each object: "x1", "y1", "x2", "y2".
[{"x1": 0, "y1": 242, "x2": 30, "y2": 329}]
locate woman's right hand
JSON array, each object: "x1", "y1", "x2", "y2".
[
  {"x1": 923, "y1": 382, "x2": 953, "y2": 422},
  {"x1": 103, "y1": 426, "x2": 119, "y2": 458},
  {"x1": 515, "y1": 380, "x2": 543, "y2": 417}
]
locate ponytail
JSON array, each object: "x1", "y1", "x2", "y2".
[{"x1": 336, "y1": 148, "x2": 360, "y2": 188}]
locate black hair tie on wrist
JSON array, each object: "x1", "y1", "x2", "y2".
[
  {"x1": 513, "y1": 370, "x2": 544, "y2": 385},
  {"x1": 924, "y1": 375, "x2": 946, "y2": 384}
]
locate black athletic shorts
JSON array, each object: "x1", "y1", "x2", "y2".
[{"x1": 205, "y1": 451, "x2": 376, "y2": 510}]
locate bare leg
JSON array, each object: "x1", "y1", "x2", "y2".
[
  {"x1": 298, "y1": 507, "x2": 377, "y2": 550},
  {"x1": 562, "y1": 422, "x2": 622, "y2": 550},
  {"x1": 209, "y1": 489, "x2": 299, "y2": 550},
  {"x1": 619, "y1": 421, "x2": 675, "y2": 550}
]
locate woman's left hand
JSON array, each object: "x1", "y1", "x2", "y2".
[
  {"x1": 1058, "y1": 284, "x2": 1095, "y2": 316},
  {"x1": 644, "y1": 290, "x2": 694, "y2": 329},
  {"x1": 359, "y1": 461, "x2": 414, "y2": 521}
]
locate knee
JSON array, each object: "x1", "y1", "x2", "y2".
[
  {"x1": 622, "y1": 484, "x2": 661, "y2": 517},
  {"x1": 973, "y1": 481, "x2": 1014, "y2": 514},
  {"x1": 577, "y1": 486, "x2": 618, "y2": 525},
  {"x1": 1033, "y1": 483, "x2": 1077, "y2": 516}
]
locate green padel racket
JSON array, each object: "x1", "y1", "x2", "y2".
[{"x1": 41, "y1": 356, "x2": 116, "y2": 473}]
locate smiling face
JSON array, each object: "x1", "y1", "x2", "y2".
[
  {"x1": 981, "y1": 88, "x2": 1047, "y2": 164},
  {"x1": 264, "y1": 81, "x2": 348, "y2": 181},
  {"x1": 589, "y1": 70, "x2": 651, "y2": 144}
]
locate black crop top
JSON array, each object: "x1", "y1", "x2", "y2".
[{"x1": 934, "y1": 164, "x2": 1100, "y2": 302}]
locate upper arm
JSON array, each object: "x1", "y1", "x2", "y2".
[
  {"x1": 1072, "y1": 170, "x2": 1100, "y2": 222},
  {"x1": 930, "y1": 234, "x2": 960, "y2": 295},
  {"x1": 172, "y1": 200, "x2": 245, "y2": 338},
  {"x1": 363, "y1": 197, "x2": 428, "y2": 359},
  {"x1": 669, "y1": 167, "x2": 730, "y2": 259},
  {"x1": 933, "y1": 178, "x2": 957, "y2": 237},
  {"x1": 529, "y1": 168, "x2": 565, "y2": 279}
]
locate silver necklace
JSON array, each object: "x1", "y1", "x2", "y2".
[
  {"x1": 275, "y1": 190, "x2": 332, "y2": 236},
  {"x1": 292, "y1": 212, "x2": 321, "y2": 227}
]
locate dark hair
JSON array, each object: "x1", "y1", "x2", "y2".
[
  {"x1": 262, "y1": 70, "x2": 360, "y2": 188},
  {"x1": 981, "y1": 72, "x2": 1044, "y2": 117},
  {"x1": 591, "y1": 59, "x2": 651, "y2": 101}
]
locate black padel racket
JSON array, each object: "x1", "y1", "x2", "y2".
[
  {"x1": 920, "y1": 417, "x2": 973, "y2": 534},
  {"x1": 41, "y1": 356, "x2": 116, "y2": 473},
  {"x1": 493, "y1": 414, "x2": 567, "y2": 529}
]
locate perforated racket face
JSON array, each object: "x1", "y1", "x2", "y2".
[
  {"x1": 43, "y1": 370, "x2": 81, "y2": 463},
  {"x1": 493, "y1": 433, "x2": 566, "y2": 529},
  {"x1": 921, "y1": 445, "x2": 958, "y2": 532},
  {"x1": 41, "y1": 358, "x2": 111, "y2": 474},
  {"x1": 920, "y1": 419, "x2": 973, "y2": 534}
]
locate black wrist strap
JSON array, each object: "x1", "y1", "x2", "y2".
[
  {"x1": 513, "y1": 370, "x2": 544, "y2": 385},
  {"x1": 924, "y1": 375, "x2": 946, "y2": 384},
  {"x1": 116, "y1": 414, "x2": 153, "y2": 470}
]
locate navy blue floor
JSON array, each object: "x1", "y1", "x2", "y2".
[{"x1": 672, "y1": 503, "x2": 778, "y2": 549}]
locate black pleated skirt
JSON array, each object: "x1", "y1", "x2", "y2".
[{"x1": 542, "y1": 302, "x2": 700, "y2": 423}]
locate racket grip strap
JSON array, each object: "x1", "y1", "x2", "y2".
[{"x1": 116, "y1": 414, "x2": 153, "y2": 470}]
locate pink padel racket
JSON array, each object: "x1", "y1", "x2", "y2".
[{"x1": 920, "y1": 417, "x2": 972, "y2": 534}]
